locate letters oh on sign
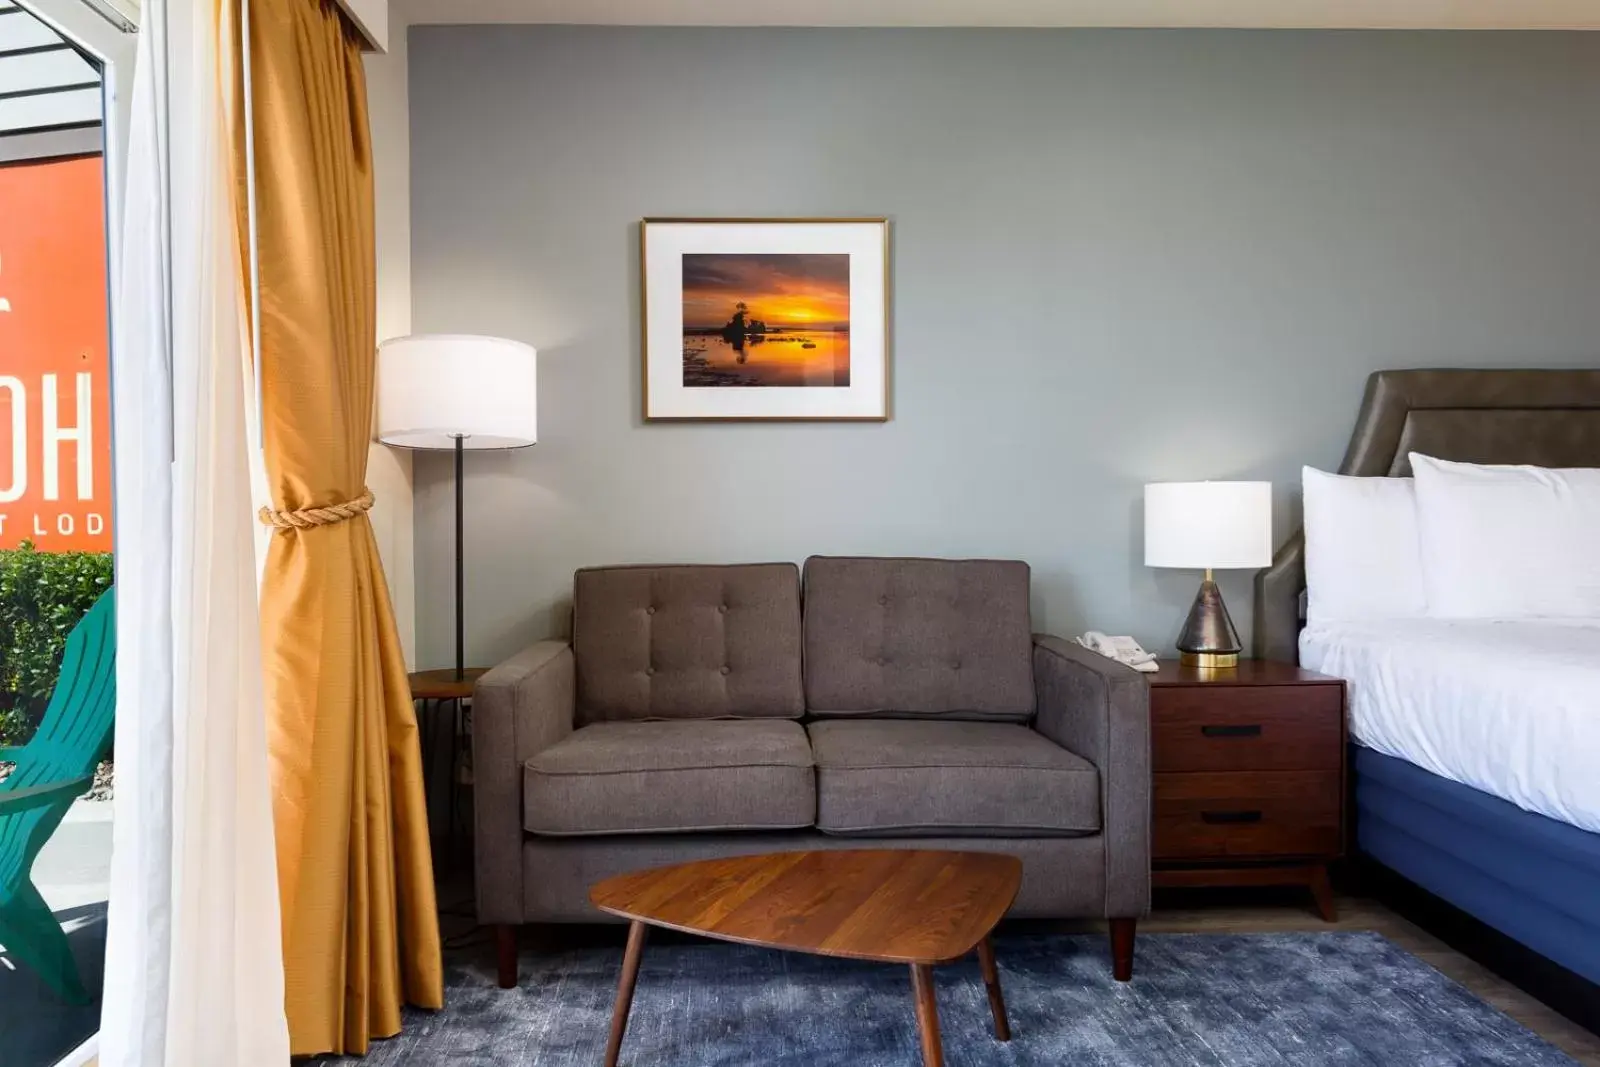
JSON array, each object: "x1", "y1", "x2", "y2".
[{"x1": 0, "y1": 157, "x2": 114, "y2": 553}]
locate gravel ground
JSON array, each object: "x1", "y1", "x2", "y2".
[{"x1": 0, "y1": 759, "x2": 113, "y2": 801}]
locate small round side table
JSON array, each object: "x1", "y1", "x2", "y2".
[{"x1": 408, "y1": 667, "x2": 489, "y2": 861}]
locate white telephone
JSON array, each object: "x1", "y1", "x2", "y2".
[{"x1": 1076, "y1": 632, "x2": 1159, "y2": 672}]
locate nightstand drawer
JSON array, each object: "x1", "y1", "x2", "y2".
[
  {"x1": 1152, "y1": 685, "x2": 1342, "y2": 773},
  {"x1": 1153, "y1": 771, "x2": 1341, "y2": 859}
]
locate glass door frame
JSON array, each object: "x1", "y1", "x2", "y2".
[{"x1": 14, "y1": 3, "x2": 137, "y2": 1066}]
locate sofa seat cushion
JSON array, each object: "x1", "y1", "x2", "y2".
[
  {"x1": 807, "y1": 720, "x2": 1099, "y2": 837},
  {"x1": 524, "y1": 719, "x2": 815, "y2": 836}
]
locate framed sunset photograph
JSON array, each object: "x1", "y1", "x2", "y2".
[{"x1": 641, "y1": 218, "x2": 890, "y2": 420}]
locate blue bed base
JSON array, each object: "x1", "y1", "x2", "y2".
[{"x1": 1354, "y1": 746, "x2": 1600, "y2": 988}]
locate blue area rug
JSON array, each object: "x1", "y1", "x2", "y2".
[{"x1": 331, "y1": 932, "x2": 1575, "y2": 1065}]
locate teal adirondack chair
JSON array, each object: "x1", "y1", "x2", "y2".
[{"x1": 0, "y1": 586, "x2": 115, "y2": 1004}]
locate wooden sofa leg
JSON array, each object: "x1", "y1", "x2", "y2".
[
  {"x1": 496, "y1": 923, "x2": 520, "y2": 989},
  {"x1": 1109, "y1": 918, "x2": 1136, "y2": 982}
]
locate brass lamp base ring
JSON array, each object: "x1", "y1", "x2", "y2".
[{"x1": 1180, "y1": 650, "x2": 1239, "y2": 669}]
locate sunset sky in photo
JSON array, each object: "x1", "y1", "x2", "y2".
[{"x1": 682, "y1": 254, "x2": 850, "y2": 330}]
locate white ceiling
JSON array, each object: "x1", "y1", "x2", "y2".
[{"x1": 398, "y1": 0, "x2": 1600, "y2": 30}]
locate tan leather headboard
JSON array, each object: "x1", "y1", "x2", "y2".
[{"x1": 1253, "y1": 368, "x2": 1600, "y2": 663}]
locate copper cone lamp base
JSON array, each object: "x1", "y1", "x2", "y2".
[{"x1": 1176, "y1": 575, "x2": 1241, "y2": 670}]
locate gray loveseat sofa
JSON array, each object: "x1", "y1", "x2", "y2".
[{"x1": 473, "y1": 556, "x2": 1151, "y2": 988}]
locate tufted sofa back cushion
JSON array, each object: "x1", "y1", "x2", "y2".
[
  {"x1": 802, "y1": 556, "x2": 1036, "y2": 721},
  {"x1": 574, "y1": 563, "x2": 805, "y2": 723}
]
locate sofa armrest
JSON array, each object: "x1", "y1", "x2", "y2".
[
  {"x1": 472, "y1": 641, "x2": 575, "y2": 924},
  {"x1": 1031, "y1": 634, "x2": 1151, "y2": 918}
]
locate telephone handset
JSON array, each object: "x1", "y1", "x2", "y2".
[{"x1": 1075, "y1": 632, "x2": 1159, "y2": 672}]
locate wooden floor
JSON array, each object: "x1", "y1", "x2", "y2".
[{"x1": 1140, "y1": 889, "x2": 1600, "y2": 1065}]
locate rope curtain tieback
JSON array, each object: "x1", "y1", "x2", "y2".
[{"x1": 258, "y1": 488, "x2": 376, "y2": 531}]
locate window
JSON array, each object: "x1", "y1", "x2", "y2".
[{"x1": 1, "y1": 2, "x2": 133, "y2": 1064}]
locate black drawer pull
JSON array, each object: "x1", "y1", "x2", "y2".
[
  {"x1": 1201, "y1": 724, "x2": 1262, "y2": 738},
  {"x1": 1201, "y1": 810, "x2": 1263, "y2": 824}
]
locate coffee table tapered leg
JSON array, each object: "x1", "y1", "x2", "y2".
[
  {"x1": 910, "y1": 963, "x2": 945, "y2": 1067},
  {"x1": 604, "y1": 921, "x2": 649, "y2": 1067},
  {"x1": 976, "y1": 937, "x2": 1011, "y2": 1041}
]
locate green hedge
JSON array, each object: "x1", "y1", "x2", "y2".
[{"x1": 0, "y1": 541, "x2": 114, "y2": 747}]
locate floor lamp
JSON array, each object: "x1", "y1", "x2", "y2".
[{"x1": 376, "y1": 334, "x2": 539, "y2": 680}]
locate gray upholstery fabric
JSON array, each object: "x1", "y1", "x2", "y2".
[
  {"x1": 524, "y1": 720, "x2": 815, "y2": 836},
  {"x1": 573, "y1": 563, "x2": 805, "y2": 723},
  {"x1": 802, "y1": 556, "x2": 1035, "y2": 720},
  {"x1": 808, "y1": 719, "x2": 1099, "y2": 837},
  {"x1": 521, "y1": 832, "x2": 1107, "y2": 922},
  {"x1": 475, "y1": 563, "x2": 1156, "y2": 931},
  {"x1": 472, "y1": 641, "x2": 576, "y2": 924},
  {"x1": 1032, "y1": 635, "x2": 1151, "y2": 919},
  {"x1": 1254, "y1": 369, "x2": 1600, "y2": 662}
]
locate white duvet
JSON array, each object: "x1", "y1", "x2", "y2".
[{"x1": 1299, "y1": 619, "x2": 1600, "y2": 833}]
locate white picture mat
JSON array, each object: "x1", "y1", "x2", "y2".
[{"x1": 643, "y1": 220, "x2": 888, "y2": 419}]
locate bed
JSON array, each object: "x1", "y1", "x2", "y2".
[{"x1": 1254, "y1": 369, "x2": 1600, "y2": 1031}]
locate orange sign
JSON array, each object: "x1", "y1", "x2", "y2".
[{"x1": 0, "y1": 156, "x2": 113, "y2": 552}]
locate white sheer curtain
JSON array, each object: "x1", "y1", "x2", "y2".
[{"x1": 100, "y1": 1, "x2": 289, "y2": 1063}]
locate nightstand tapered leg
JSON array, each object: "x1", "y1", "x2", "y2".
[{"x1": 1309, "y1": 863, "x2": 1338, "y2": 922}]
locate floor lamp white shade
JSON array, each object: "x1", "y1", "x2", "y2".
[{"x1": 376, "y1": 334, "x2": 538, "y2": 449}]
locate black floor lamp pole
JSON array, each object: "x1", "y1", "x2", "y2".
[{"x1": 454, "y1": 435, "x2": 465, "y2": 682}]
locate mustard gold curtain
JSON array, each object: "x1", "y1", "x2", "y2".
[{"x1": 228, "y1": 0, "x2": 443, "y2": 1055}]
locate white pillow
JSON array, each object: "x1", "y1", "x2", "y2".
[
  {"x1": 1302, "y1": 466, "x2": 1428, "y2": 625},
  {"x1": 1410, "y1": 452, "x2": 1600, "y2": 619}
]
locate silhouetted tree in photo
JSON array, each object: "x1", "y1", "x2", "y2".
[{"x1": 720, "y1": 301, "x2": 752, "y2": 349}]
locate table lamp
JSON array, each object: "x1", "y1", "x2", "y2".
[
  {"x1": 1144, "y1": 481, "x2": 1272, "y2": 669},
  {"x1": 377, "y1": 334, "x2": 538, "y2": 680}
]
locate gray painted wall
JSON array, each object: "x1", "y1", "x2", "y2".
[{"x1": 409, "y1": 26, "x2": 1600, "y2": 670}]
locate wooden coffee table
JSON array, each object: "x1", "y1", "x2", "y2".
[{"x1": 589, "y1": 849, "x2": 1023, "y2": 1067}]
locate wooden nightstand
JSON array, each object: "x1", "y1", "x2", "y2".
[{"x1": 1147, "y1": 659, "x2": 1347, "y2": 920}]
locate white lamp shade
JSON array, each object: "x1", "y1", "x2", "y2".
[
  {"x1": 376, "y1": 334, "x2": 538, "y2": 449},
  {"x1": 1144, "y1": 481, "x2": 1273, "y2": 570}
]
